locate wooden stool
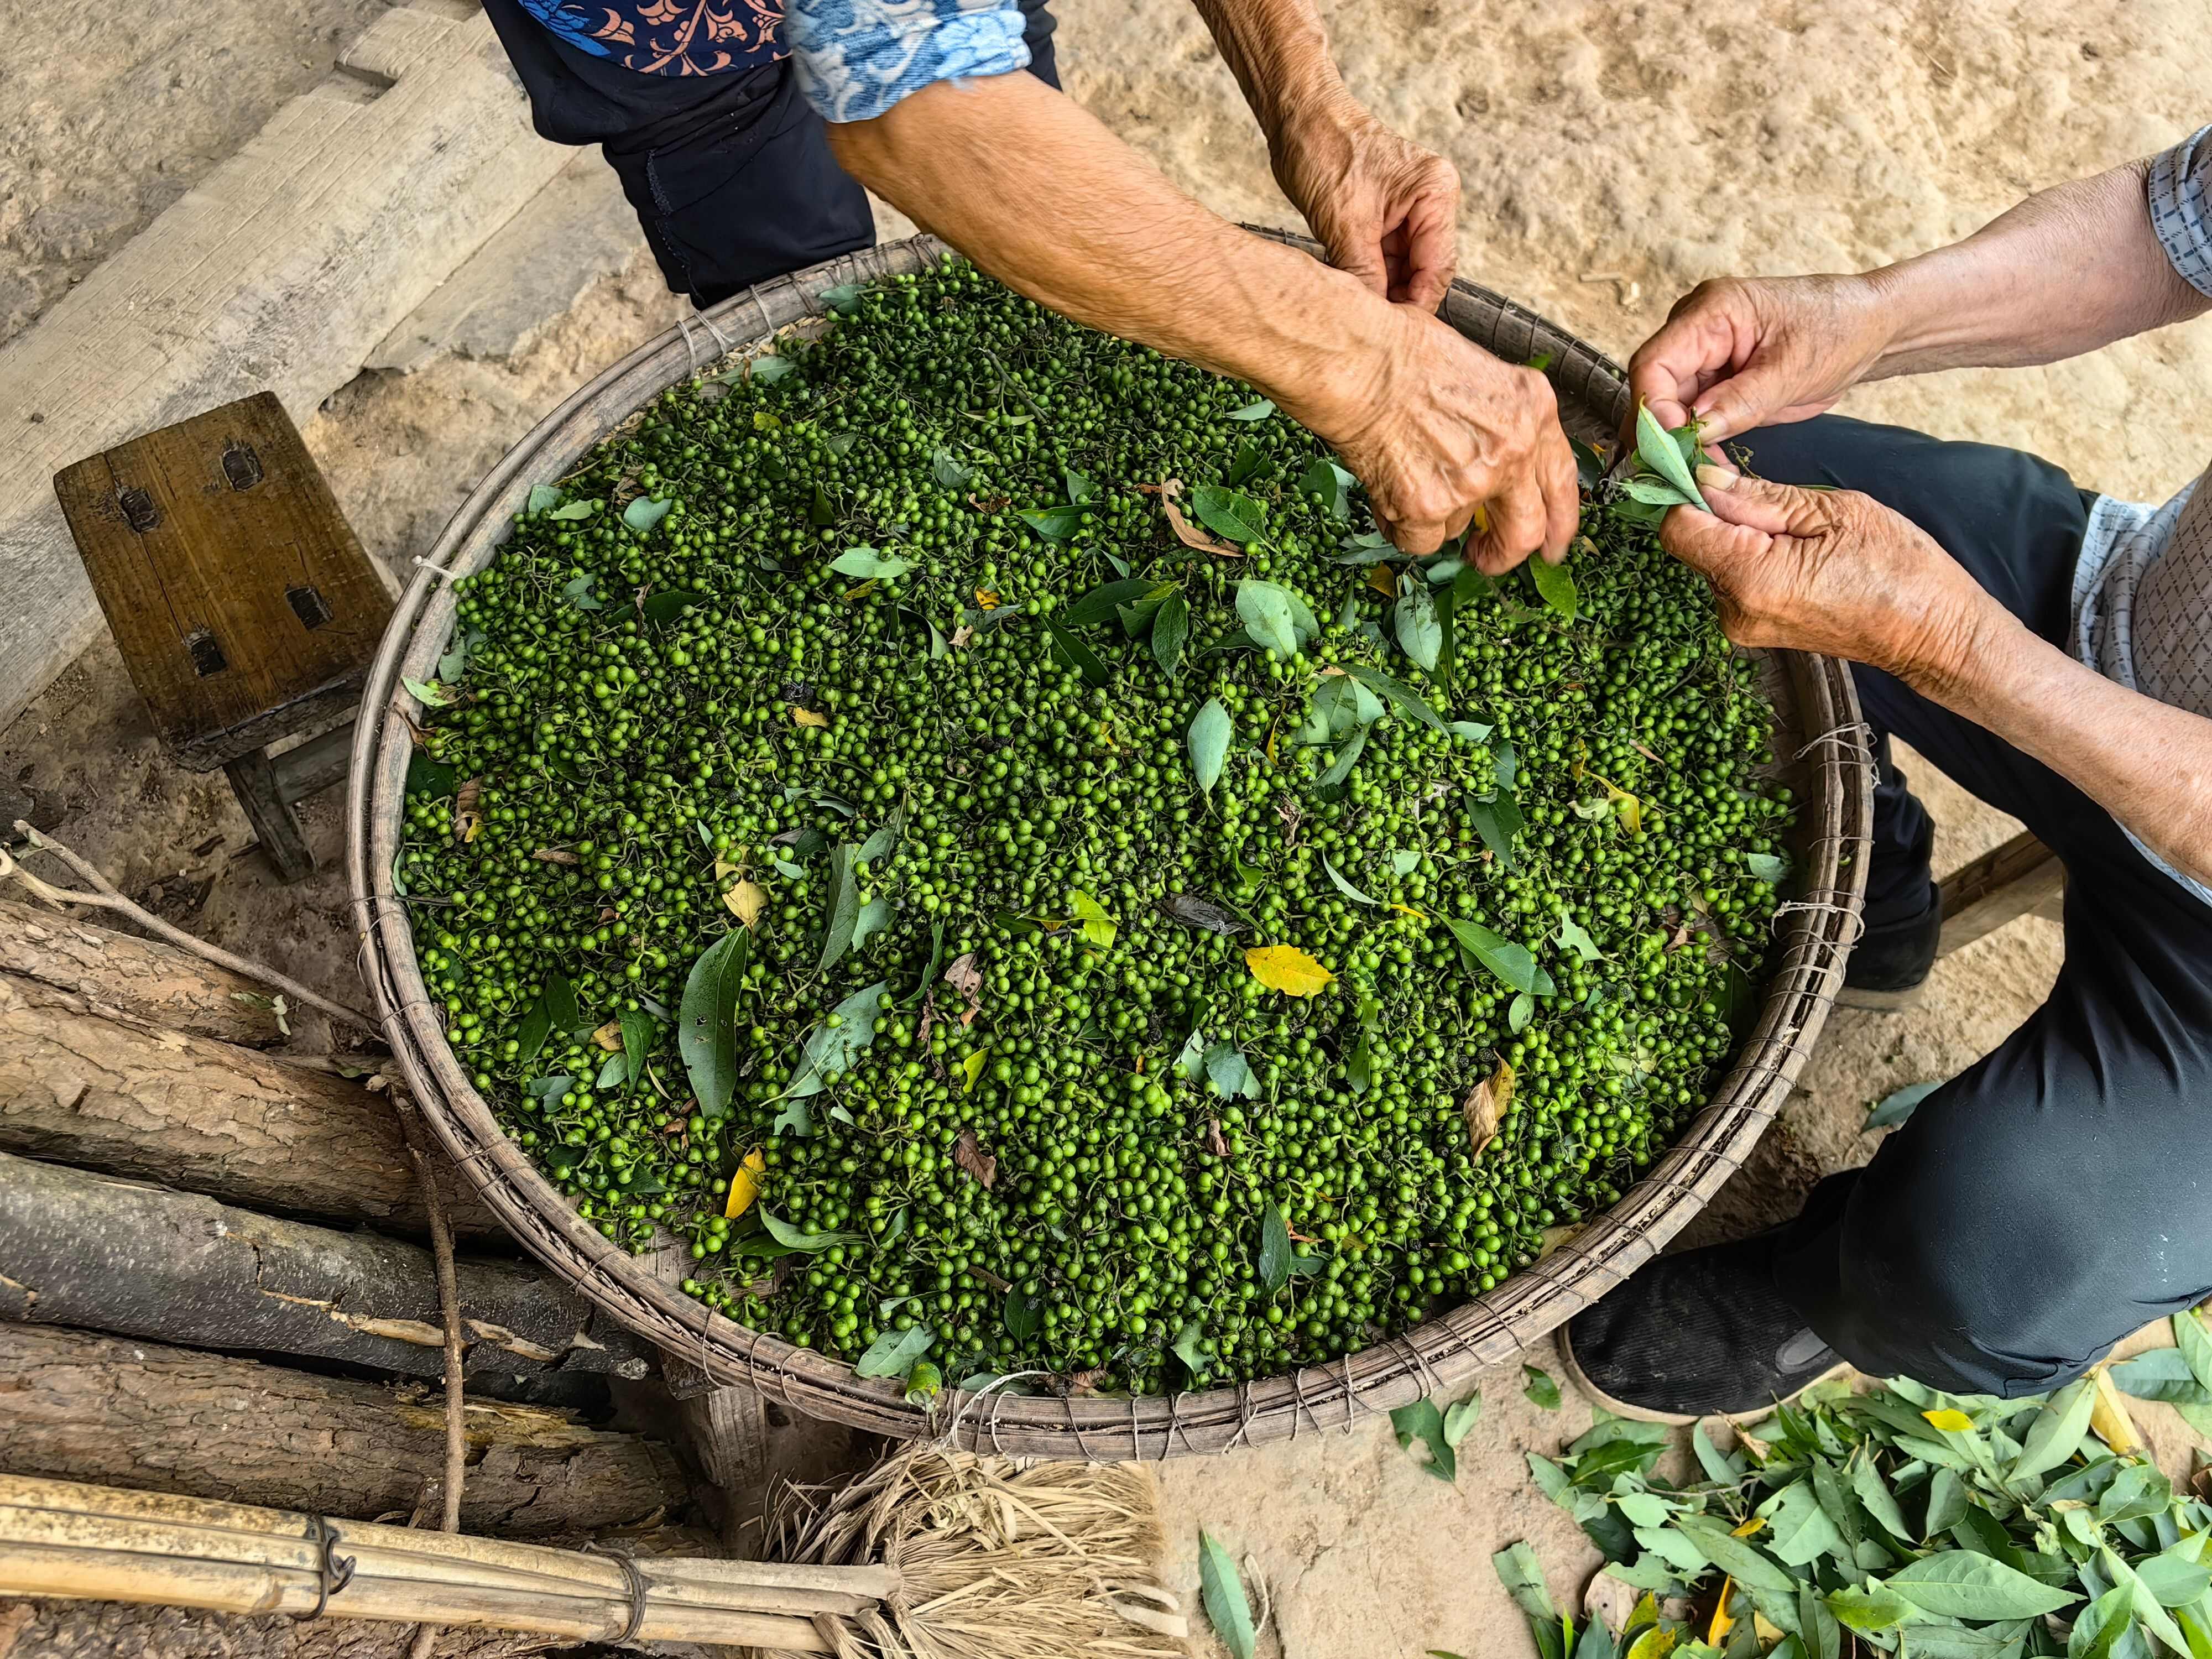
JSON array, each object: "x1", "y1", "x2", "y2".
[
  {"x1": 1935, "y1": 829, "x2": 2064, "y2": 956},
  {"x1": 1841, "y1": 829, "x2": 2063, "y2": 1010},
  {"x1": 53, "y1": 393, "x2": 392, "y2": 881}
]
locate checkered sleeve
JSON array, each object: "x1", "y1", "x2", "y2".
[
  {"x1": 2148, "y1": 124, "x2": 2212, "y2": 298},
  {"x1": 789, "y1": 0, "x2": 1031, "y2": 124}
]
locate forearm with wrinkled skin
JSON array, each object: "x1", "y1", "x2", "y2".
[
  {"x1": 822, "y1": 71, "x2": 1397, "y2": 436},
  {"x1": 1918, "y1": 606, "x2": 2212, "y2": 891},
  {"x1": 1862, "y1": 158, "x2": 2212, "y2": 378},
  {"x1": 1188, "y1": 0, "x2": 1358, "y2": 152}
]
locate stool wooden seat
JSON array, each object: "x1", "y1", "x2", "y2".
[{"x1": 53, "y1": 393, "x2": 390, "y2": 881}]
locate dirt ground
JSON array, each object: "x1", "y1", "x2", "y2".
[{"x1": 2, "y1": 2, "x2": 2207, "y2": 1655}]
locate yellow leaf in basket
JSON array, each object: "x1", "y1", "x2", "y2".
[
  {"x1": 1244, "y1": 945, "x2": 1335, "y2": 998},
  {"x1": 1706, "y1": 1579, "x2": 1735, "y2": 1645},
  {"x1": 1923, "y1": 1408, "x2": 1976, "y2": 1434},
  {"x1": 724, "y1": 879, "x2": 767, "y2": 928},
  {"x1": 723, "y1": 1148, "x2": 765, "y2": 1220}
]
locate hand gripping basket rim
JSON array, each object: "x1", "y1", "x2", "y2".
[{"x1": 347, "y1": 230, "x2": 1873, "y2": 1459}]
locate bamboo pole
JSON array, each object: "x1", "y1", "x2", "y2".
[{"x1": 0, "y1": 1474, "x2": 898, "y2": 1652}]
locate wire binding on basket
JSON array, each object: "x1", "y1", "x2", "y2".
[{"x1": 346, "y1": 234, "x2": 1871, "y2": 1461}]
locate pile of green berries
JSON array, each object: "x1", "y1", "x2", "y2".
[{"x1": 398, "y1": 255, "x2": 1791, "y2": 1397}]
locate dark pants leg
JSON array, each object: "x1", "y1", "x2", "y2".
[
  {"x1": 1734, "y1": 415, "x2": 2212, "y2": 1396},
  {"x1": 482, "y1": 0, "x2": 1061, "y2": 307}
]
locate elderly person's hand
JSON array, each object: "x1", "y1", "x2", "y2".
[
  {"x1": 1629, "y1": 274, "x2": 1896, "y2": 447},
  {"x1": 1270, "y1": 99, "x2": 1462, "y2": 312},
  {"x1": 1661, "y1": 467, "x2": 1995, "y2": 687},
  {"x1": 1303, "y1": 303, "x2": 1580, "y2": 565}
]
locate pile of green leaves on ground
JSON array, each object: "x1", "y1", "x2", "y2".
[
  {"x1": 1490, "y1": 1313, "x2": 2212, "y2": 1659},
  {"x1": 398, "y1": 254, "x2": 1796, "y2": 1399}
]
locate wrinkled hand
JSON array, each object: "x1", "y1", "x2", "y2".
[
  {"x1": 1662, "y1": 468, "x2": 1995, "y2": 688},
  {"x1": 1315, "y1": 305, "x2": 1579, "y2": 564},
  {"x1": 1629, "y1": 274, "x2": 1896, "y2": 446},
  {"x1": 1272, "y1": 100, "x2": 1460, "y2": 312}
]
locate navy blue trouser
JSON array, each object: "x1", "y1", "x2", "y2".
[
  {"x1": 481, "y1": 0, "x2": 1061, "y2": 308},
  {"x1": 1736, "y1": 415, "x2": 2212, "y2": 1396}
]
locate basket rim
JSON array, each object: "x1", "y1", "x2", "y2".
[{"x1": 346, "y1": 231, "x2": 1873, "y2": 1457}]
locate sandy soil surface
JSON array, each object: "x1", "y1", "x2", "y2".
[{"x1": 3, "y1": 2, "x2": 2208, "y2": 1654}]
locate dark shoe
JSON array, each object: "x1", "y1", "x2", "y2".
[
  {"x1": 1838, "y1": 876, "x2": 1942, "y2": 1010},
  {"x1": 1560, "y1": 1233, "x2": 1849, "y2": 1423}
]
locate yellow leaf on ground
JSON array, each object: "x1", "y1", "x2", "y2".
[
  {"x1": 724, "y1": 878, "x2": 768, "y2": 927},
  {"x1": 789, "y1": 706, "x2": 830, "y2": 728},
  {"x1": 959, "y1": 1048, "x2": 988, "y2": 1095},
  {"x1": 591, "y1": 1020, "x2": 624, "y2": 1052},
  {"x1": 1923, "y1": 1408, "x2": 1976, "y2": 1433},
  {"x1": 1245, "y1": 944, "x2": 1335, "y2": 997},
  {"x1": 2091, "y1": 1364, "x2": 2140, "y2": 1454},
  {"x1": 724, "y1": 1149, "x2": 765, "y2": 1219},
  {"x1": 1462, "y1": 1058, "x2": 1514, "y2": 1162},
  {"x1": 1707, "y1": 1579, "x2": 1735, "y2": 1646}
]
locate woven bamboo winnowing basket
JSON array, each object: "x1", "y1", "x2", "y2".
[{"x1": 347, "y1": 232, "x2": 1874, "y2": 1458}]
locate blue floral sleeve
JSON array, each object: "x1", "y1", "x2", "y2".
[
  {"x1": 789, "y1": 0, "x2": 1031, "y2": 123},
  {"x1": 2148, "y1": 124, "x2": 2212, "y2": 298}
]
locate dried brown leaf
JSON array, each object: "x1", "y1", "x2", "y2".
[
  {"x1": 453, "y1": 778, "x2": 483, "y2": 843},
  {"x1": 953, "y1": 1128, "x2": 997, "y2": 1190},
  {"x1": 951, "y1": 624, "x2": 975, "y2": 649},
  {"x1": 1462, "y1": 1058, "x2": 1514, "y2": 1161},
  {"x1": 1151, "y1": 478, "x2": 1244, "y2": 557},
  {"x1": 1366, "y1": 564, "x2": 1398, "y2": 597},
  {"x1": 1060, "y1": 1368, "x2": 1108, "y2": 1398},
  {"x1": 942, "y1": 952, "x2": 984, "y2": 1027},
  {"x1": 1206, "y1": 1117, "x2": 1229, "y2": 1157},
  {"x1": 966, "y1": 492, "x2": 1011, "y2": 514},
  {"x1": 532, "y1": 846, "x2": 580, "y2": 865},
  {"x1": 724, "y1": 878, "x2": 768, "y2": 927}
]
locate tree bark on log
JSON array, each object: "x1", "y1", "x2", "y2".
[
  {"x1": 0, "y1": 975, "x2": 502, "y2": 1239},
  {"x1": 0, "y1": 1324, "x2": 689, "y2": 1537},
  {"x1": 0, "y1": 1152, "x2": 653, "y2": 1391},
  {"x1": 0, "y1": 897, "x2": 288, "y2": 1047}
]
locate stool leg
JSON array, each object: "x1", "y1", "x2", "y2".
[{"x1": 224, "y1": 749, "x2": 316, "y2": 882}]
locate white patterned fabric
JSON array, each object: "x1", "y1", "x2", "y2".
[
  {"x1": 789, "y1": 0, "x2": 1030, "y2": 123},
  {"x1": 2069, "y1": 124, "x2": 2212, "y2": 906}
]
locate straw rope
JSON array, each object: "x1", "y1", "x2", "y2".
[{"x1": 343, "y1": 232, "x2": 1874, "y2": 1459}]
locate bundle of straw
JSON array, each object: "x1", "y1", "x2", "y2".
[{"x1": 763, "y1": 1446, "x2": 1188, "y2": 1659}]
